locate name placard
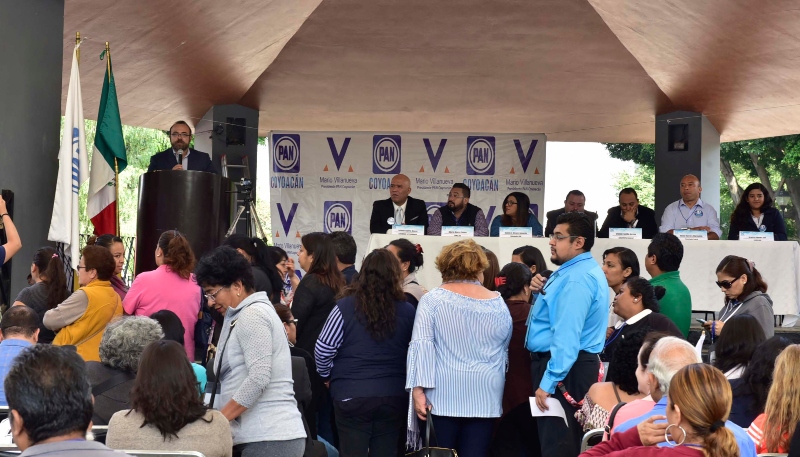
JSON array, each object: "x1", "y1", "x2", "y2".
[
  {"x1": 739, "y1": 231, "x2": 774, "y2": 241},
  {"x1": 499, "y1": 227, "x2": 533, "y2": 238},
  {"x1": 609, "y1": 228, "x2": 643, "y2": 240},
  {"x1": 441, "y1": 226, "x2": 474, "y2": 237},
  {"x1": 391, "y1": 225, "x2": 425, "y2": 236},
  {"x1": 674, "y1": 229, "x2": 707, "y2": 241}
]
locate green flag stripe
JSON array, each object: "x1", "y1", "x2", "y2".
[{"x1": 95, "y1": 56, "x2": 127, "y2": 174}]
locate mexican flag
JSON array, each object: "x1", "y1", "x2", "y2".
[{"x1": 88, "y1": 48, "x2": 127, "y2": 235}]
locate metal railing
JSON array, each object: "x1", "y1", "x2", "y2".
[{"x1": 79, "y1": 234, "x2": 136, "y2": 286}]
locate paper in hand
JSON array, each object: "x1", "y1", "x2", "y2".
[{"x1": 530, "y1": 397, "x2": 569, "y2": 427}]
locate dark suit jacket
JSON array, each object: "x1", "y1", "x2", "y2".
[
  {"x1": 147, "y1": 148, "x2": 219, "y2": 174},
  {"x1": 544, "y1": 208, "x2": 599, "y2": 236},
  {"x1": 598, "y1": 205, "x2": 659, "y2": 239},
  {"x1": 728, "y1": 206, "x2": 788, "y2": 240},
  {"x1": 369, "y1": 196, "x2": 429, "y2": 234}
]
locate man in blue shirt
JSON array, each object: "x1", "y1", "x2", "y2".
[
  {"x1": 614, "y1": 337, "x2": 756, "y2": 457},
  {"x1": 0, "y1": 305, "x2": 39, "y2": 406},
  {"x1": 525, "y1": 212, "x2": 609, "y2": 457}
]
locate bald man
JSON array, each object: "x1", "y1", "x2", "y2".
[
  {"x1": 369, "y1": 174, "x2": 429, "y2": 234},
  {"x1": 659, "y1": 174, "x2": 721, "y2": 240}
]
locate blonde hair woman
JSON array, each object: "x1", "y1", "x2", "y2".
[{"x1": 747, "y1": 344, "x2": 800, "y2": 454}]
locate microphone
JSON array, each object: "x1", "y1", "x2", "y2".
[{"x1": 177, "y1": 149, "x2": 184, "y2": 166}]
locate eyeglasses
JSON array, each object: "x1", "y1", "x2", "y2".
[
  {"x1": 170, "y1": 132, "x2": 191, "y2": 138},
  {"x1": 715, "y1": 278, "x2": 740, "y2": 289},
  {"x1": 204, "y1": 286, "x2": 226, "y2": 301},
  {"x1": 549, "y1": 234, "x2": 580, "y2": 241},
  {"x1": 447, "y1": 194, "x2": 465, "y2": 199},
  {"x1": 504, "y1": 201, "x2": 518, "y2": 206},
  {"x1": 76, "y1": 266, "x2": 87, "y2": 270},
  {"x1": 285, "y1": 319, "x2": 299, "y2": 325}
]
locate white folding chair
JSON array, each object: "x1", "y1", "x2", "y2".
[{"x1": 581, "y1": 428, "x2": 605, "y2": 453}]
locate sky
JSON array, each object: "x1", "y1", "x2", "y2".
[{"x1": 544, "y1": 142, "x2": 635, "y2": 215}]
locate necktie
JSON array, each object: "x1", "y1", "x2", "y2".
[{"x1": 395, "y1": 207, "x2": 404, "y2": 225}]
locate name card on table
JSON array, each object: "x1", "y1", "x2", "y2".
[
  {"x1": 441, "y1": 226, "x2": 474, "y2": 237},
  {"x1": 674, "y1": 229, "x2": 707, "y2": 241},
  {"x1": 391, "y1": 225, "x2": 425, "y2": 236},
  {"x1": 609, "y1": 228, "x2": 643, "y2": 240},
  {"x1": 499, "y1": 227, "x2": 532, "y2": 238},
  {"x1": 739, "y1": 231, "x2": 774, "y2": 241}
]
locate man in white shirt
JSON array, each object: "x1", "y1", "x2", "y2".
[{"x1": 659, "y1": 174, "x2": 721, "y2": 239}]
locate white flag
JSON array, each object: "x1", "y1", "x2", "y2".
[{"x1": 48, "y1": 44, "x2": 88, "y2": 270}]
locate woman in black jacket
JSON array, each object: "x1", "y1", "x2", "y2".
[{"x1": 728, "y1": 183, "x2": 787, "y2": 240}]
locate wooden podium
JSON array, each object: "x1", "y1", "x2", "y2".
[{"x1": 135, "y1": 171, "x2": 232, "y2": 275}]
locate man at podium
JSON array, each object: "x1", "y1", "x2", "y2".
[{"x1": 147, "y1": 121, "x2": 219, "y2": 174}]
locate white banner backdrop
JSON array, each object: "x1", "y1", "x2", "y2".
[{"x1": 269, "y1": 131, "x2": 547, "y2": 268}]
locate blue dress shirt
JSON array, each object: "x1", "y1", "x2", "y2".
[
  {"x1": 0, "y1": 339, "x2": 32, "y2": 406},
  {"x1": 659, "y1": 198, "x2": 721, "y2": 236},
  {"x1": 524, "y1": 252, "x2": 608, "y2": 394},
  {"x1": 614, "y1": 396, "x2": 756, "y2": 457}
]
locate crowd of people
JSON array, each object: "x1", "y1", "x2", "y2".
[{"x1": 0, "y1": 160, "x2": 798, "y2": 457}]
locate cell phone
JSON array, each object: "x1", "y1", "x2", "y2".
[{"x1": 696, "y1": 318, "x2": 707, "y2": 324}]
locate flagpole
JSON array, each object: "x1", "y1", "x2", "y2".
[
  {"x1": 74, "y1": 31, "x2": 82, "y2": 292},
  {"x1": 105, "y1": 41, "x2": 121, "y2": 237},
  {"x1": 76, "y1": 32, "x2": 80, "y2": 64}
]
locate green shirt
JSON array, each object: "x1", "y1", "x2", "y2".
[{"x1": 650, "y1": 271, "x2": 692, "y2": 337}]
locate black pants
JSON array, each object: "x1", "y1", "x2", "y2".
[
  {"x1": 489, "y1": 402, "x2": 540, "y2": 457},
  {"x1": 429, "y1": 415, "x2": 495, "y2": 457},
  {"x1": 530, "y1": 351, "x2": 599, "y2": 457},
  {"x1": 334, "y1": 397, "x2": 406, "y2": 457}
]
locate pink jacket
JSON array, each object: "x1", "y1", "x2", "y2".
[{"x1": 123, "y1": 265, "x2": 201, "y2": 361}]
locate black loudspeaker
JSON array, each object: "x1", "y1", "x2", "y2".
[
  {"x1": 668, "y1": 123, "x2": 689, "y2": 152},
  {"x1": 225, "y1": 117, "x2": 247, "y2": 146},
  {"x1": 0, "y1": 189, "x2": 14, "y2": 310}
]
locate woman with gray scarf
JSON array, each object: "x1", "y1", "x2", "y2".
[{"x1": 195, "y1": 246, "x2": 306, "y2": 457}]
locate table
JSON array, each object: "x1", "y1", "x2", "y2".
[{"x1": 367, "y1": 235, "x2": 800, "y2": 322}]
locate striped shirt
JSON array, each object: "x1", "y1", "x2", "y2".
[
  {"x1": 405, "y1": 287, "x2": 512, "y2": 418},
  {"x1": 315, "y1": 306, "x2": 344, "y2": 379}
]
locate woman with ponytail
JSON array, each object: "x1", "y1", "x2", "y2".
[
  {"x1": 13, "y1": 246, "x2": 68, "y2": 343},
  {"x1": 704, "y1": 255, "x2": 774, "y2": 338},
  {"x1": 87, "y1": 234, "x2": 128, "y2": 300},
  {"x1": 223, "y1": 234, "x2": 283, "y2": 304},
  {"x1": 123, "y1": 230, "x2": 201, "y2": 361},
  {"x1": 582, "y1": 363, "x2": 739, "y2": 457},
  {"x1": 386, "y1": 238, "x2": 427, "y2": 307},
  {"x1": 747, "y1": 344, "x2": 800, "y2": 454}
]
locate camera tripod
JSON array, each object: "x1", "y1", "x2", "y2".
[{"x1": 226, "y1": 179, "x2": 267, "y2": 240}]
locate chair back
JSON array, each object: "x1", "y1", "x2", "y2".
[{"x1": 581, "y1": 428, "x2": 604, "y2": 453}]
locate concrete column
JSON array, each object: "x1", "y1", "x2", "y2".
[
  {"x1": 0, "y1": 0, "x2": 65, "y2": 297},
  {"x1": 654, "y1": 111, "x2": 721, "y2": 222},
  {"x1": 194, "y1": 104, "x2": 260, "y2": 235}
]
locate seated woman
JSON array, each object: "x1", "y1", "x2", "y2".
[
  {"x1": 406, "y1": 239, "x2": 512, "y2": 457},
  {"x1": 582, "y1": 364, "x2": 739, "y2": 457},
  {"x1": 490, "y1": 192, "x2": 543, "y2": 237},
  {"x1": 106, "y1": 340, "x2": 232, "y2": 457},
  {"x1": 577, "y1": 331, "x2": 647, "y2": 433},
  {"x1": 86, "y1": 316, "x2": 164, "y2": 425},
  {"x1": 747, "y1": 344, "x2": 800, "y2": 455},
  {"x1": 603, "y1": 277, "x2": 682, "y2": 363},
  {"x1": 386, "y1": 238, "x2": 426, "y2": 307},
  {"x1": 88, "y1": 234, "x2": 129, "y2": 300},
  {"x1": 124, "y1": 230, "x2": 200, "y2": 361},
  {"x1": 712, "y1": 313, "x2": 766, "y2": 380},
  {"x1": 704, "y1": 255, "x2": 775, "y2": 338},
  {"x1": 729, "y1": 336, "x2": 791, "y2": 427},
  {"x1": 44, "y1": 245, "x2": 123, "y2": 361},
  {"x1": 267, "y1": 246, "x2": 300, "y2": 306},
  {"x1": 728, "y1": 183, "x2": 787, "y2": 241},
  {"x1": 601, "y1": 247, "x2": 639, "y2": 330},
  {"x1": 518, "y1": 245, "x2": 547, "y2": 276},
  {"x1": 149, "y1": 309, "x2": 207, "y2": 393},
  {"x1": 481, "y1": 247, "x2": 500, "y2": 291},
  {"x1": 224, "y1": 234, "x2": 283, "y2": 304},
  {"x1": 13, "y1": 246, "x2": 68, "y2": 344}
]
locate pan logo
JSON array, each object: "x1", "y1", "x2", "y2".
[
  {"x1": 273, "y1": 134, "x2": 300, "y2": 173},
  {"x1": 466, "y1": 136, "x2": 495, "y2": 175},
  {"x1": 372, "y1": 135, "x2": 401, "y2": 174},
  {"x1": 324, "y1": 201, "x2": 352, "y2": 234},
  {"x1": 426, "y1": 201, "x2": 447, "y2": 223}
]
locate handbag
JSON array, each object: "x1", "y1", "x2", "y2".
[{"x1": 405, "y1": 410, "x2": 458, "y2": 457}]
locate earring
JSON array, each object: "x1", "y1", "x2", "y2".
[
  {"x1": 665, "y1": 424, "x2": 687, "y2": 446},
  {"x1": 634, "y1": 298, "x2": 638, "y2": 302}
]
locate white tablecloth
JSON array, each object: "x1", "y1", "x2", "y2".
[{"x1": 367, "y1": 234, "x2": 800, "y2": 320}]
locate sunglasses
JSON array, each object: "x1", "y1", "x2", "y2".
[{"x1": 715, "y1": 278, "x2": 740, "y2": 289}]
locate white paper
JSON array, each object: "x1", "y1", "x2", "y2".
[
  {"x1": 739, "y1": 231, "x2": 774, "y2": 241},
  {"x1": 391, "y1": 225, "x2": 425, "y2": 236},
  {"x1": 529, "y1": 397, "x2": 569, "y2": 427},
  {"x1": 441, "y1": 226, "x2": 475, "y2": 237},
  {"x1": 609, "y1": 228, "x2": 642, "y2": 240},
  {"x1": 499, "y1": 227, "x2": 533, "y2": 238},
  {"x1": 674, "y1": 229, "x2": 707, "y2": 241}
]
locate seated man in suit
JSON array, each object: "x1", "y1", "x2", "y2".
[
  {"x1": 544, "y1": 189, "x2": 598, "y2": 236},
  {"x1": 147, "y1": 120, "x2": 219, "y2": 174},
  {"x1": 369, "y1": 174, "x2": 429, "y2": 234},
  {"x1": 598, "y1": 187, "x2": 659, "y2": 238}
]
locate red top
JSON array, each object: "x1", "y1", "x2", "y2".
[{"x1": 581, "y1": 427, "x2": 704, "y2": 457}]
